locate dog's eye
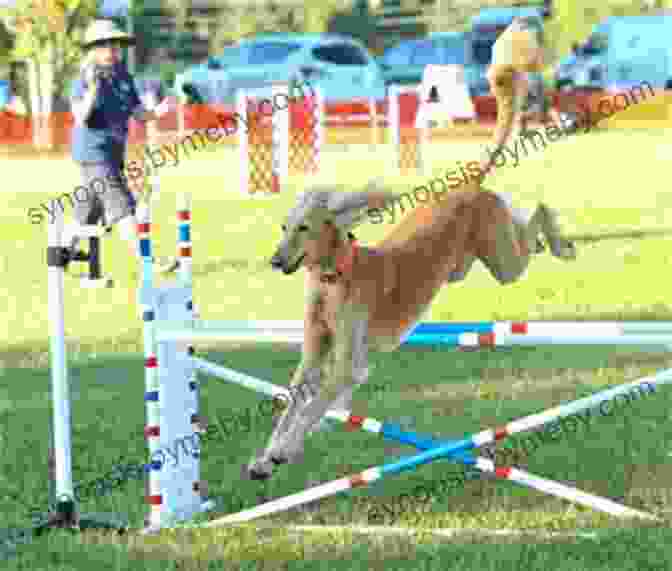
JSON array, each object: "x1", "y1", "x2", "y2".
[
  {"x1": 281, "y1": 224, "x2": 287, "y2": 231},
  {"x1": 298, "y1": 225, "x2": 309, "y2": 232}
]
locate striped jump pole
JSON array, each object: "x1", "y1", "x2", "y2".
[
  {"x1": 154, "y1": 320, "x2": 672, "y2": 346},
  {"x1": 177, "y1": 193, "x2": 192, "y2": 287},
  {"x1": 405, "y1": 333, "x2": 672, "y2": 348},
  {"x1": 137, "y1": 201, "x2": 163, "y2": 531},
  {"x1": 192, "y1": 356, "x2": 655, "y2": 520},
  {"x1": 325, "y1": 411, "x2": 655, "y2": 520},
  {"x1": 412, "y1": 322, "x2": 672, "y2": 336},
  {"x1": 205, "y1": 368, "x2": 672, "y2": 526}
]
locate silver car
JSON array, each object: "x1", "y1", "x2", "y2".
[{"x1": 175, "y1": 33, "x2": 386, "y2": 105}]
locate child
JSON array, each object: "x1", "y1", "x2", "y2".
[{"x1": 66, "y1": 19, "x2": 176, "y2": 274}]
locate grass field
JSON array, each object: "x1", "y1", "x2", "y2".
[{"x1": 2, "y1": 125, "x2": 672, "y2": 570}]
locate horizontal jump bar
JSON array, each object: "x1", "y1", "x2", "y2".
[
  {"x1": 405, "y1": 333, "x2": 672, "y2": 347},
  {"x1": 157, "y1": 328, "x2": 672, "y2": 347},
  {"x1": 155, "y1": 320, "x2": 672, "y2": 334}
]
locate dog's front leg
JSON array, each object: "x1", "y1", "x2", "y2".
[
  {"x1": 246, "y1": 288, "x2": 330, "y2": 480},
  {"x1": 273, "y1": 302, "x2": 369, "y2": 461}
]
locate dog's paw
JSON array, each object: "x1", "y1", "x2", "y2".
[
  {"x1": 549, "y1": 238, "x2": 577, "y2": 261},
  {"x1": 245, "y1": 458, "x2": 275, "y2": 481}
]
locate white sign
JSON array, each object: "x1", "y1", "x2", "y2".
[{"x1": 415, "y1": 64, "x2": 475, "y2": 128}]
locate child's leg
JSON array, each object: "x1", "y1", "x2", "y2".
[
  {"x1": 67, "y1": 162, "x2": 105, "y2": 250},
  {"x1": 96, "y1": 163, "x2": 140, "y2": 259}
]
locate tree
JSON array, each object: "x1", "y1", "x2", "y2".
[
  {"x1": 2, "y1": 0, "x2": 98, "y2": 149},
  {"x1": 327, "y1": 0, "x2": 378, "y2": 51}
]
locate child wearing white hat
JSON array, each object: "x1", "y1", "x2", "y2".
[{"x1": 67, "y1": 19, "x2": 177, "y2": 276}]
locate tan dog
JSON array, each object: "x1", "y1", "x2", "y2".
[{"x1": 246, "y1": 180, "x2": 576, "y2": 480}]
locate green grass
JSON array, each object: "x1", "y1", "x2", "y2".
[{"x1": 2, "y1": 126, "x2": 672, "y2": 569}]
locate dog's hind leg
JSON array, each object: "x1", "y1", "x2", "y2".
[
  {"x1": 534, "y1": 204, "x2": 577, "y2": 260},
  {"x1": 480, "y1": 218, "x2": 532, "y2": 285},
  {"x1": 446, "y1": 254, "x2": 476, "y2": 283}
]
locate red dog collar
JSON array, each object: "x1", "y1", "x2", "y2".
[{"x1": 335, "y1": 240, "x2": 358, "y2": 276}]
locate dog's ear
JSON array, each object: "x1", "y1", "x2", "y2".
[{"x1": 326, "y1": 191, "x2": 372, "y2": 229}]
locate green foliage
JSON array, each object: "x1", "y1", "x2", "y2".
[
  {"x1": 326, "y1": 1, "x2": 379, "y2": 50},
  {"x1": 303, "y1": 0, "x2": 341, "y2": 34},
  {"x1": 2, "y1": 0, "x2": 100, "y2": 103},
  {"x1": 0, "y1": 17, "x2": 13, "y2": 66}
]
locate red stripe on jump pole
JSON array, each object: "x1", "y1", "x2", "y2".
[
  {"x1": 511, "y1": 322, "x2": 528, "y2": 334},
  {"x1": 177, "y1": 210, "x2": 191, "y2": 221},
  {"x1": 349, "y1": 474, "x2": 368, "y2": 488},
  {"x1": 271, "y1": 174, "x2": 280, "y2": 194},
  {"x1": 478, "y1": 332, "x2": 496, "y2": 346},
  {"x1": 346, "y1": 415, "x2": 365, "y2": 430},
  {"x1": 137, "y1": 222, "x2": 151, "y2": 234},
  {"x1": 145, "y1": 356, "x2": 158, "y2": 368},
  {"x1": 144, "y1": 426, "x2": 160, "y2": 438},
  {"x1": 495, "y1": 467, "x2": 512, "y2": 478},
  {"x1": 494, "y1": 427, "x2": 509, "y2": 440},
  {"x1": 147, "y1": 494, "x2": 163, "y2": 506},
  {"x1": 179, "y1": 246, "x2": 192, "y2": 257}
]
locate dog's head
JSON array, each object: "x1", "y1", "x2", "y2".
[{"x1": 270, "y1": 181, "x2": 383, "y2": 275}]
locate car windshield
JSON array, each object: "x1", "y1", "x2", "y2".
[
  {"x1": 471, "y1": 25, "x2": 507, "y2": 66},
  {"x1": 581, "y1": 33, "x2": 607, "y2": 55},
  {"x1": 247, "y1": 42, "x2": 303, "y2": 65},
  {"x1": 472, "y1": 38, "x2": 495, "y2": 66},
  {"x1": 214, "y1": 46, "x2": 245, "y2": 65},
  {"x1": 442, "y1": 40, "x2": 466, "y2": 64}
]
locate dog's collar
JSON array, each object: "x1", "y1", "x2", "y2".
[{"x1": 335, "y1": 239, "x2": 358, "y2": 276}]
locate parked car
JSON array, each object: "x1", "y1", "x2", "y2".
[
  {"x1": 554, "y1": 15, "x2": 672, "y2": 92},
  {"x1": 377, "y1": 32, "x2": 469, "y2": 87},
  {"x1": 175, "y1": 33, "x2": 387, "y2": 105}
]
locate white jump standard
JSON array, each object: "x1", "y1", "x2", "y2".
[
  {"x1": 137, "y1": 195, "x2": 214, "y2": 533},
  {"x1": 44, "y1": 209, "x2": 123, "y2": 535}
]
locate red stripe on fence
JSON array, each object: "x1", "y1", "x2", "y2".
[
  {"x1": 177, "y1": 211, "x2": 191, "y2": 221},
  {"x1": 144, "y1": 426, "x2": 160, "y2": 438},
  {"x1": 350, "y1": 474, "x2": 368, "y2": 488},
  {"x1": 495, "y1": 467, "x2": 512, "y2": 478},
  {"x1": 147, "y1": 495, "x2": 163, "y2": 506},
  {"x1": 137, "y1": 222, "x2": 151, "y2": 234},
  {"x1": 145, "y1": 356, "x2": 158, "y2": 368},
  {"x1": 346, "y1": 415, "x2": 365, "y2": 430},
  {"x1": 494, "y1": 427, "x2": 508, "y2": 440},
  {"x1": 478, "y1": 332, "x2": 496, "y2": 346},
  {"x1": 511, "y1": 322, "x2": 527, "y2": 334}
]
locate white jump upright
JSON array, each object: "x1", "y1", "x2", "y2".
[
  {"x1": 45, "y1": 208, "x2": 121, "y2": 533},
  {"x1": 237, "y1": 82, "x2": 323, "y2": 197},
  {"x1": 46, "y1": 207, "x2": 76, "y2": 524},
  {"x1": 137, "y1": 194, "x2": 214, "y2": 534},
  {"x1": 388, "y1": 84, "x2": 427, "y2": 175}
]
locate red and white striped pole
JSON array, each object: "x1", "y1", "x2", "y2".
[{"x1": 203, "y1": 368, "x2": 671, "y2": 526}]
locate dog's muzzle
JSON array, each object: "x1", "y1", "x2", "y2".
[{"x1": 270, "y1": 252, "x2": 305, "y2": 275}]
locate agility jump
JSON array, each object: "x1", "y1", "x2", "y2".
[
  {"x1": 46, "y1": 190, "x2": 672, "y2": 534},
  {"x1": 136, "y1": 193, "x2": 671, "y2": 531}
]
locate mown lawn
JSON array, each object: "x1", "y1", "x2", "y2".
[{"x1": 1, "y1": 125, "x2": 672, "y2": 569}]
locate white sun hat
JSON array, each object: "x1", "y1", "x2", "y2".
[{"x1": 83, "y1": 19, "x2": 135, "y2": 48}]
